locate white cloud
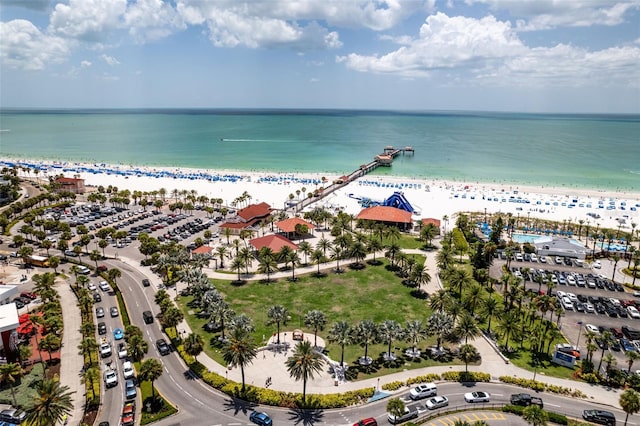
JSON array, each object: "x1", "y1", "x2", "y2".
[
  {"x1": 337, "y1": 12, "x2": 640, "y2": 88},
  {"x1": 466, "y1": 0, "x2": 640, "y2": 30},
  {"x1": 81, "y1": 60, "x2": 92, "y2": 68},
  {"x1": 175, "y1": 0, "x2": 431, "y2": 49},
  {"x1": 338, "y1": 13, "x2": 525, "y2": 76},
  {"x1": 0, "y1": 19, "x2": 70, "y2": 71},
  {"x1": 124, "y1": 0, "x2": 186, "y2": 43},
  {"x1": 100, "y1": 54, "x2": 120, "y2": 66},
  {"x1": 49, "y1": 0, "x2": 126, "y2": 41}
]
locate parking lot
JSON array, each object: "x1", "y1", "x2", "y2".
[{"x1": 492, "y1": 254, "x2": 640, "y2": 370}]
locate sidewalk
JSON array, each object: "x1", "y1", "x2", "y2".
[{"x1": 57, "y1": 278, "x2": 85, "y2": 426}]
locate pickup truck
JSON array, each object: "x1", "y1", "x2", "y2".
[{"x1": 510, "y1": 393, "x2": 543, "y2": 408}]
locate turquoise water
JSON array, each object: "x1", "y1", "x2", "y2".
[
  {"x1": 0, "y1": 109, "x2": 638, "y2": 191},
  {"x1": 511, "y1": 234, "x2": 543, "y2": 244}
]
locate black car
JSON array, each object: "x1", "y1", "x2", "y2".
[
  {"x1": 142, "y1": 278, "x2": 150, "y2": 287},
  {"x1": 143, "y1": 311, "x2": 154, "y2": 324},
  {"x1": 93, "y1": 292, "x2": 102, "y2": 302},
  {"x1": 582, "y1": 409, "x2": 616, "y2": 425},
  {"x1": 156, "y1": 338, "x2": 170, "y2": 355},
  {"x1": 98, "y1": 322, "x2": 107, "y2": 335}
]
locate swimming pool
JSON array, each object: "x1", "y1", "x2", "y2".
[{"x1": 511, "y1": 234, "x2": 542, "y2": 244}]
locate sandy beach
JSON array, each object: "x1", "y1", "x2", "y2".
[{"x1": 4, "y1": 158, "x2": 640, "y2": 233}]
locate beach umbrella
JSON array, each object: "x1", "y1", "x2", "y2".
[{"x1": 19, "y1": 313, "x2": 30, "y2": 324}]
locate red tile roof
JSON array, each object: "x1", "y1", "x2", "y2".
[
  {"x1": 238, "y1": 202, "x2": 271, "y2": 221},
  {"x1": 356, "y1": 206, "x2": 412, "y2": 223},
  {"x1": 421, "y1": 218, "x2": 441, "y2": 227},
  {"x1": 191, "y1": 245, "x2": 213, "y2": 254},
  {"x1": 249, "y1": 234, "x2": 298, "y2": 253},
  {"x1": 276, "y1": 217, "x2": 316, "y2": 233},
  {"x1": 55, "y1": 177, "x2": 83, "y2": 183}
]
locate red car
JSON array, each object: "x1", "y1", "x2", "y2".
[
  {"x1": 97, "y1": 265, "x2": 108, "y2": 272},
  {"x1": 20, "y1": 292, "x2": 37, "y2": 300},
  {"x1": 353, "y1": 418, "x2": 377, "y2": 426},
  {"x1": 122, "y1": 401, "x2": 135, "y2": 425}
]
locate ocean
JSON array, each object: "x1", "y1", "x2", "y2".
[{"x1": 0, "y1": 109, "x2": 638, "y2": 191}]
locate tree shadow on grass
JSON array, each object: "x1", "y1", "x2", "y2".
[
  {"x1": 230, "y1": 279, "x2": 247, "y2": 286},
  {"x1": 348, "y1": 262, "x2": 366, "y2": 271},
  {"x1": 367, "y1": 259, "x2": 383, "y2": 266},
  {"x1": 287, "y1": 406, "x2": 324, "y2": 425},
  {"x1": 410, "y1": 289, "x2": 429, "y2": 300}
]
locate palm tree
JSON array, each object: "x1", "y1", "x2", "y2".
[
  {"x1": 626, "y1": 350, "x2": 640, "y2": 373},
  {"x1": 386, "y1": 398, "x2": 406, "y2": 421},
  {"x1": 429, "y1": 289, "x2": 451, "y2": 313},
  {"x1": 222, "y1": 327, "x2": 257, "y2": 393},
  {"x1": 81, "y1": 366, "x2": 100, "y2": 401},
  {"x1": 139, "y1": 358, "x2": 163, "y2": 400},
  {"x1": 310, "y1": 249, "x2": 324, "y2": 275},
  {"x1": 184, "y1": 333, "x2": 205, "y2": 361},
  {"x1": 378, "y1": 320, "x2": 403, "y2": 360},
  {"x1": 597, "y1": 331, "x2": 614, "y2": 372},
  {"x1": 297, "y1": 241, "x2": 312, "y2": 265},
  {"x1": 285, "y1": 340, "x2": 325, "y2": 405},
  {"x1": 410, "y1": 262, "x2": 431, "y2": 289},
  {"x1": 620, "y1": 389, "x2": 640, "y2": 426},
  {"x1": 327, "y1": 321, "x2": 351, "y2": 367},
  {"x1": 127, "y1": 334, "x2": 149, "y2": 362},
  {"x1": 25, "y1": 378, "x2": 74, "y2": 426},
  {"x1": 522, "y1": 404, "x2": 549, "y2": 426},
  {"x1": 454, "y1": 312, "x2": 481, "y2": 344},
  {"x1": 458, "y1": 344, "x2": 479, "y2": 372},
  {"x1": 353, "y1": 320, "x2": 378, "y2": 364},
  {"x1": 427, "y1": 311, "x2": 453, "y2": 350},
  {"x1": 404, "y1": 320, "x2": 427, "y2": 357},
  {"x1": 304, "y1": 310, "x2": 327, "y2": 348},
  {"x1": 267, "y1": 305, "x2": 288, "y2": 345},
  {"x1": 479, "y1": 296, "x2": 501, "y2": 334},
  {"x1": 257, "y1": 251, "x2": 278, "y2": 282},
  {"x1": 0, "y1": 363, "x2": 23, "y2": 406}
]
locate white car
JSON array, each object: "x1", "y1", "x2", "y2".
[
  {"x1": 122, "y1": 361, "x2": 135, "y2": 379},
  {"x1": 425, "y1": 395, "x2": 449, "y2": 410},
  {"x1": 561, "y1": 297, "x2": 574, "y2": 310},
  {"x1": 464, "y1": 391, "x2": 490, "y2": 403},
  {"x1": 409, "y1": 383, "x2": 437, "y2": 400},
  {"x1": 118, "y1": 342, "x2": 128, "y2": 359},
  {"x1": 585, "y1": 324, "x2": 600, "y2": 334},
  {"x1": 539, "y1": 256, "x2": 547, "y2": 263},
  {"x1": 584, "y1": 303, "x2": 595, "y2": 314},
  {"x1": 530, "y1": 254, "x2": 538, "y2": 262},
  {"x1": 103, "y1": 368, "x2": 118, "y2": 388},
  {"x1": 99, "y1": 339, "x2": 111, "y2": 358},
  {"x1": 628, "y1": 306, "x2": 640, "y2": 319},
  {"x1": 87, "y1": 282, "x2": 97, "y2": 291},
  {"x1": 99, "y1": 281, "x2": 110, "y2": 292},
  {"x1": 593, "y1": 260, "x2": 602, "y2": 269}
]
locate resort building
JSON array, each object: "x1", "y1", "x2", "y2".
[
  {"x1": 534, "y1": 237, "x2": 588, "y2": 260},
  {"x1": 275, "y1": 217, "x2": 315, "y2": 239},
  {"x1": 249, "y1": 234, "x2": 298, "y2": 255},
  {"x1": 0, "y1": 303, "x2": 19, "y2": 362},
  {"x1": 421, "y1": 218, "x2": 441, "y2": 234},
  {"x1": 219, "y1": 202, "x2": 272, "y2": 235},
  {"x1": 54, "y1": 176, "x2": 85, "y2": 194},
  {"x1": 356, "y1": 205, "x2": 413, "y2": 231},
  {"x1": 190, "y1": 245, "x2": 213, "y2": 258}
]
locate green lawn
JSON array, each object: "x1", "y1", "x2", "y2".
[
  {"x1": 178, "y1": 258, "x2": 463, "y2": 380},
  {"x1": 0, "y1": 364, "x2": 45, "y2": 408}
]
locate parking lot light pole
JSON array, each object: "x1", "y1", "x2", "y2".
[{"x1": 575, "y1": 321, "x2": 584, "y2": 348}]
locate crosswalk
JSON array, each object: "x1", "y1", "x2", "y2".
[{"x1": 424, "y1": 412, "x2": 507, "y2": 425}]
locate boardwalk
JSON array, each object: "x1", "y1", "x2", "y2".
[{"x1": 293, "y1": 145, "x2": 414, "y2": 212}]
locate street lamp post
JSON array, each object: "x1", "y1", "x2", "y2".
[{"x1": 576, "y1": 321, "x2": 584, "y2": 349}]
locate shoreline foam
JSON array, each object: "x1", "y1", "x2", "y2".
[{"x1": 2, "y1": 157, "x2": 639, "y2": 233}]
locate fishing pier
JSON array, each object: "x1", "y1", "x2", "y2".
[{"x1": 293, "y1": 145, "x2": 414, "y2": 212}]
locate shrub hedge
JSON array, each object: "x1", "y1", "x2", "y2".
[{"x1": 499, "y1": 376, "x2": 586, "y2": 398}]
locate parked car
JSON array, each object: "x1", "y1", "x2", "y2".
[
  {"x1": 0, "y1": 408, "x2": 26, "y2": 424},
  {"x1": 249, "y1": 411, "x2": 273, "y2": 426},
  {"x1": 103, "y1": 368, "x2": 118, "y2": 388},
  {"x1": 97, "y1": 322, "x2": 107, "y2": 335},
  {"x1": 125, "y1": 379, "x2": 137, "y2": 400},
  {"x1": 425, "y1": 395, "x2": 449, "y2": 410},
  {"x1": 122, "y1": 360, "x2": 135, "y2": 379},
  {"x1": 113, "y1": 328, "x2": 124, "y2": 340},
  {"x1": 96, "y1": 307, "x2": 105, "y2": 318},
  {"x1": 352, "y1": 418, "x2": 377, "y2": 426},
  {"x1": 387, "y1": 406, "x2": 419, "y2": 424},
  {"x1": 464, "y1": 391, "x2": 490, "y2": 403},
  {"x1": 99, "y1": 281, "x2": 110, "y2": 291},
  {"x1": 118, "y1": 342, "x2": 128, "y2": 358},
  {"x1": 110, "y1": 306, "x2": 119, "y2": 317},
  {"x1": 100, "y1": 340, "x2": 112, "y2": 358},
  {"x1": 93, "y1": 292, "x2": 102, "y2": 302},
  {"x1": 409, "y1": 383, "x2": 437, "y2": 400}
]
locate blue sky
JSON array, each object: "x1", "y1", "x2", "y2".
[{"x1": 1, "y1": 0, "x2": 639, "y2": 112}]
